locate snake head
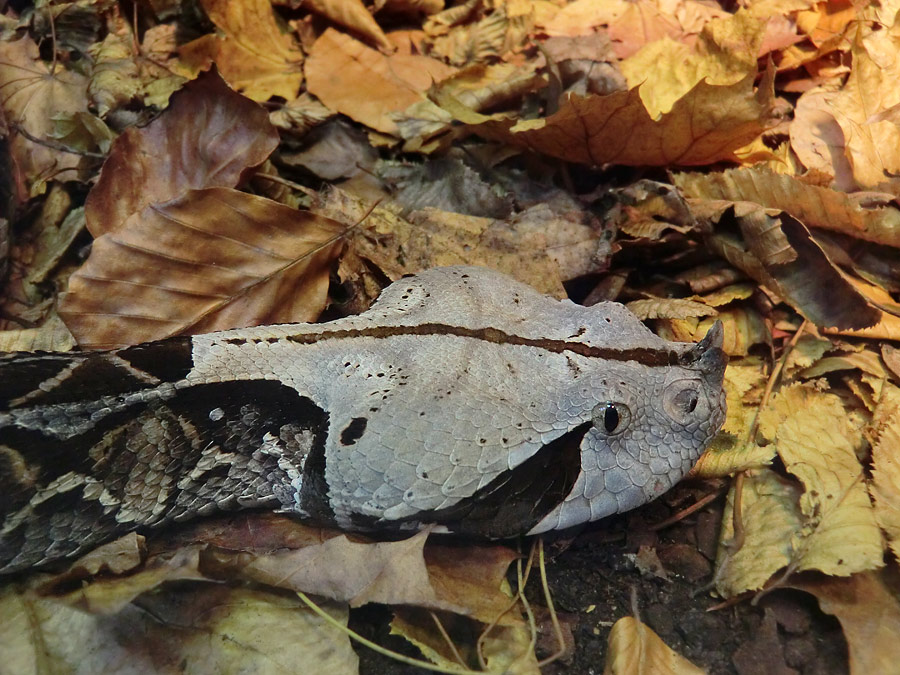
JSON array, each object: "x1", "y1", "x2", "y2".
[{"x1": 529, "y1": 321, "x2": 727, "y2": 534}]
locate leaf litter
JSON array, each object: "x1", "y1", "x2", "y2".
[{"x1": 3, "y1": 0, "x2": 900, "y2": 672}]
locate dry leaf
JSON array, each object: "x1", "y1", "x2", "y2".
[
  {"x1": 61, "y1": 187, "x2": 346, "y2": 348},
  {"x1": 700, "y1": 203, "x2": 882, "y2": 331},
  {"x1": 620, "y1": 10, "x2": 765, "y2": 117},
  {"x1": 715, "y1": 468, "x2": 803, "y2": 597},
  {"x1": 870, "y1": 384, "x2": 900, "y2": 562},
  {"x1": 790, "y1": 571, "x2": 900, "y2": 675},
  {"x1": 85, "y1": 69, "x2": 278, "y2": 237},
  {"x1": 87, "y1": 33, "x2": 142, "y2": 118},
  {"x1": 0, "y1": 584, "x2": 356, "y2": 675},
  {"x1": 0, "y1": 314, "x2": 75, "y2": 353},
  {"x1": 0, "y1": 35, "x2": 88, "y2": 198},
  {"x1": 826, "y1": 8, "x2": 900, "y2": 189},
  {"x1": 603, "y1": 616, "x2": 704, "y2": 675},
  {"x1": 625, "y1": 298, "x2": 718, "y2": 321},
  {"x1": 303, "y1": 0, "x2": 393, "y2": 52},
  {"x1": 674, "y1": 166, "x2": 900, "y2": 249},
  {"x1": 316, "y1": 188, "x2": 604, "y2": 297},
  {"x1": 757, "y1": 384, "x2": 884, "y2": 577},
  {"x1": 452, "y1": 67, "x2": 776, "y2": 167},
  {"x1": 179, "y1": 0, "x2": 304, "y2": 102},
  {"x1": 306, "y1": 28, "x2": 456, "y2": 137}
]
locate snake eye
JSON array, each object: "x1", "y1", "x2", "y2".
[{"x1": 592, "y1": 401, "x2": 631, "y2": 436}]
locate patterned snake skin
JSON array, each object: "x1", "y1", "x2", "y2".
[{"x1": 0, "y1": 267, "x2": 727, "y2": 573}]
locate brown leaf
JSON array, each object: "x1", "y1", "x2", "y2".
[
  {"x1": 790, "y1": 571, "x2": 900, "y2": 675},
  {"x1": 316, "y1": 189, "x2": 606, "y2": 297},
  {"x1": 0, "y1": 35, "x2": 88, "y2": 198},
  {"x1": 85, "y1": 69, "x2": 278, "y2": 238},
  {"x1": 303, "y1": 0, "x2": 393, "y2": 52},
  {"x1": 450, "y1": 69, "x2": 776, "y2": 167},
  {"x1": 701, "y1": 203, "x2": 882, "y2": 331},
  {"x1": 178, "y1": 0, "x2": 304, "y2": 102},
  {"x1": 674, "y1": 166, "x2": 900, "y2": 249},
  {"x1": 306, "y1": 28, "x2": 456, "y2": 136},
  {"x1": 60, "y1": 187, "x2": 346, "y2": 348}
]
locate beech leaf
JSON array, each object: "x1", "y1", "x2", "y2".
[
  {"x1": 306, "y1": 28, "x2": 455, "y2": 137},
  {"x1": 85, "y1": 68, "x2": 279, "y2": 237},
  {"x1": 60, "y1": 187, "x2": 346, "y2": 349}
]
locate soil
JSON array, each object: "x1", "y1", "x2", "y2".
[{"x1": 351, "y1": 479, "x2": 848, "y2": 674}]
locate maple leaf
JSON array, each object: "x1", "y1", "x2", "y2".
[{"x1": 0, "y1": 35, "x2": 88, "y2": 198}]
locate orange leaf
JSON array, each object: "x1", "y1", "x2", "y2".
[
  {"x1": 453, "y1": 70, "x2": 776, "y2": 167},
  {"x1": 306, "y1": 28, "x2": 455, "y2": 136}
]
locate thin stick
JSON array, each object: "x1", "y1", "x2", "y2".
[
  {"x1": 429, "y1": 611, "x2": 468, "y2": 669},
  {"x1": 295, "y1": 592, "x2": 484, "y2": 675},
  {"x1": 536, "y1": 537, "x2": 568, "y2": 667}
]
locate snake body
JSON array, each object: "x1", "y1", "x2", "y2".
[{"x1": 0, "y1": 267, "x2": 726, "y2": 573}]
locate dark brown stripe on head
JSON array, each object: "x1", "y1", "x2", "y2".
[{"x1": 284, "y1": 323, "x2": 682, "y2": 366}]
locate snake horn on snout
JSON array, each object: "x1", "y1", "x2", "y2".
[{"x1": 680, "y1": 321, "x2": 727, "y2": 379}]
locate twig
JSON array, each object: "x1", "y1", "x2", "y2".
[{"x1": 9, "y1": 122, "x2": 106, "y2": 159}]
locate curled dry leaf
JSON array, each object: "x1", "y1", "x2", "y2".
[
  {"x1": 674, "y1": 166, "x2": 900, "y2": 249},
  {"x1": 306, "y1": 28, "x2": 456, "y2": 137},
  {"x1": 60, "y1": 187, "x2": 346, "y2": 349},
  {"x1": 179, "y1": 0, "x2": 304, "y2": 102},
  {"x1": 85, "y1": 68, "x2": 279, "y2": 237},
  {"x1": 700, "y1": 202, "x2": 881, "y2": 331},
  {"x1": 603, "y1": 616, "x2": 704, "y2": 675},
  {"x1": 0, "y1": 35, "x2": 88, "y2": 198}
]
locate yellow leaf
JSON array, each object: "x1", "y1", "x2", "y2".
[
  {"x1": 828, "y1": 7, "x2": 900, "y2": 189},
  {"x1": 604, "y1": 616, "x2": 704, "y2": 675},
  {"x1": 758, "y1": 384, "x2": 884, "y2": 576},
  {"x1": 179, "y1": 0, "x2": 304, "y2": 101},
  {"x1": 870, "y1": 384, "x2": 900, "y2": 562},
  {"x1": 620, "y1": 10, "x2": 765, "y2": 117},
  {"x1": 715, "y1": 469, "x2": 802, "y2": 597}
]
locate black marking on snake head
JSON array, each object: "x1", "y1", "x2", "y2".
[{"x1": 339, "y1": 418, "x2": 368, "y2": 446}]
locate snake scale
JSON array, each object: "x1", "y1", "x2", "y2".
[{"x1": 0, "y1": 266, "x2": 727, "y2": 574}]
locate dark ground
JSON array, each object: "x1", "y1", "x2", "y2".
[{"x1": 351, "y1": 479, "x2": 848, "y2": 674}]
